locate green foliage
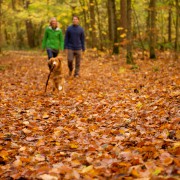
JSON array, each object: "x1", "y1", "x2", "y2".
[
  {"x1": 133, "y1": 41, "x2": 149, "y2": 50},
  {"x1": 157, "y1": 42, "x2": 174, "y2": 50}
]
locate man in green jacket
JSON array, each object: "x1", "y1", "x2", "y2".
[{"x1": 42, "y1": 17, "x2": 64, "y2": 69}]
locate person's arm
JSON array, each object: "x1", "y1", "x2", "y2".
[
  {"x1": 59, "y1": 30, "x2": 64, "y2": 50},
  {"x1": 64, "y1": 27, "x2": 69, "y2": 50},
  {"x1": 81, "y1": 29, "x2": 85, "y2": 51}
]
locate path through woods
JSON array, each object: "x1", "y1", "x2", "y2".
[{"x1": 0, "y1": 51, "x2": 180, "y2": 179}]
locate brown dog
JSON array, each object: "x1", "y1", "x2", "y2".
[{"x1": 48, "y1": 57, "x2": 65, "y2": 93}]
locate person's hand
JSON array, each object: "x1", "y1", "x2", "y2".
[
  {"x1": 64, "y1": 49, "x2": 68, "y2": 54},
  {"x1": 81, "y1": 50, "x2": 85, "y2": 59}
]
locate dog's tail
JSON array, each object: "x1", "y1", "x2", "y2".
[{"x1": 45, "y1": 65, "x2": 55, "y2": 93}]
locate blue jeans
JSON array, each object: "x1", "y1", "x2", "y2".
[{"x1": 47, "y1": 48, "x2": 59, "y2": 59}]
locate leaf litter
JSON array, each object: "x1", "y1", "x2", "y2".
[{"x1": 0, "y1": 50, "x2": 179, "y2": 179}]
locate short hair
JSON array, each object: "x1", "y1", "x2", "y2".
[{"x1": 72, "y1": 15, "x2": 79, "y2": 20}]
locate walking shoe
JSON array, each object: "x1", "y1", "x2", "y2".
[{"x1": 74, "y1": 74, "x2": 79, "y2": 78}]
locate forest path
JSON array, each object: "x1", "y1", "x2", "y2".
[{"x1": 0, "y1": 50, "x2": 179, "y2": 179}]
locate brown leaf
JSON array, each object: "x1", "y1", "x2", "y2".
[
  {"x1": 38, "y1": 174, "x2": 58, "y2": 180},
  {"x1": 13, "y1": 159, "x2": 23, "y2": 167},
  {"x1": 159, "y1": 152, "x2": 173, "y2": 166},
  {"x1": 22, "y1": 128, "x2": 32, "y2": 134}
]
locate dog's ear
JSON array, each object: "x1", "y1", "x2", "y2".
[
  {"x1": 48, "y1": 58, "x2": 53, "y2": 65},
  {"x1": 48, "y1": 59, "x2": 51, "y2": 65},
  {"x1": 48, "y1": 58, "x2": 54, "y2": 63},
  {"x1": 58, "y1": 57, "x2": 63, "y2": 62}
]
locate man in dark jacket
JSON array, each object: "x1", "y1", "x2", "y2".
[{"x1": 64, "y1": 16, "x2": 85, "y2": 78}]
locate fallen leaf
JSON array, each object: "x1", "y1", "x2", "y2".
[
  {"x1": 42, "y1": 113, "x2": 49, "y2": 119},
  {"x1": 0, "y1": 150, "x2": 9, "y2": 161},
  {"x1": 159, "y1": 152, "x2": 173, "y2": 166},
  {"x1": 22, "y1": 128, "x2": 32, "y2": 134},
  {"x1": 34, "y1": 154, "x2": 46, "y2": 162},
  {"x1": 70, "y1": 143, "x2": 78, "y2": 149},
  {"x1": 81, "y1": 165, "x2": 94, "y2": 173},
  {"x1": 13, "y1": 159, "x2": 22, "y2": 167},
  {"x1": 38, "y1": 174, "x2": 58, "y2": 180}
]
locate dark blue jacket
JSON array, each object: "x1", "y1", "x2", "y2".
[{"x1": 64, "y1": 25, "x2": 85, "y2": 51}]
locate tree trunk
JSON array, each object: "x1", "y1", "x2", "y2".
[
  {"x1": 11, "y1": 0, "x2": 16, "y2": 10},
  {"x1": 149, "y1": 0, "x2": 156, "y2": 59},
  {"x1": 11, "y1": 0, "x2": 25, "y2": 49},
  {"x1": 126, "y1": 0, "x2": 133, "y2": 64},
  {"x1": 25, "y1": 20, "x2": 35, "y2": 48},
  {"x1": 25, "y1": 0, "x2": 35, "y2": 48},
  {"x1": 0, "y1": 0, "x2": 2, "y2": 53},
  {"x1": 107, "y1": 0, "x2": 119, "y2": 54},
  {"x1": 79, "y1": 0, "x2": 90, "y2": 48},
  {"x1": 120, "y1": 0, "x2": 127, "y2": 44},
  {"x1": 107, "y1": 0, "x2": 113, "y2": 43},
  {"x1": 95, "y1": 0, "x2": 103, "y2": 50},
  {"x1": 34, "y1": 23, "x2": 43, "y2": 47},
  {"x1": 175, "y1": 0, "x2": 179, "y2": 55},
  {"x1": 89, "y1": 0, "x2": 96, "y2": 48},
  {"x1": 16, "y1": 23, "x2": 25, "y2": 49},
  {"x1": 168, "y1": 3, "x2": 172, "y2": 43},
  {"x1": 113, "y1": 1, "x2": 119, "y2": 55}
]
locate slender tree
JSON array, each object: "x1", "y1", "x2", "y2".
[
  {"x1": 120, "y1": 0, "x2": 127, "y2": 44},
  {"x1": 126, "y1": 0, "x2": 133, "y2": 64},
  {"x1": 95, "y1": 0, "x2": 103, "y2": 50},
  {"x1": 107, "y1": 0, "x2": 119, "y2": 54},
  {"x1": 0, "y1": 0, "x2": 2, "y2": 53},
  {"x1": 149, "y1": 0, "x2": 156, "y2": 59},
  {"x1": 25, "y1": 0, "x2": 35, "y2": 48},
  {"x1": 175, "y1": 0, "x2": 179, "y2": 59},
  {"x1": 168, "y1": 2, "x2": 172, "y2": 43},
  {"x1": 89, "y1": 0, "x2": 96, "y2": 48},
  {"x1": 107, "y1": 0, "x2": 113, "y2": 43},
  {"x1": 11, "y1": 0, "x2": 25, "y2": 49}
]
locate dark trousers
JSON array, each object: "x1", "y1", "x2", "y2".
[
  {"x1": 47, "y1": 48, "x2": 59, "y2": 70},
  {"x1": 47, "y1": 48, "x2": 59, "y2": 59},
  {"x1": 68, "y1": 49, "x2": 81, "y2": 76}
]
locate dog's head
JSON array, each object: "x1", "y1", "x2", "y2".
[{"x1": 48, "y1": 57, "x2": 63, "y2": 70}]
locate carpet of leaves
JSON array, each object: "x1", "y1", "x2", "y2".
[{"x1": 0, "y1": 50, "x2": 179, "y2": 180}]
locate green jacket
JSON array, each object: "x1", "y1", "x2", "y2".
[{"x1": 42, "y1": 26, "x2": 64, "y2": 50}]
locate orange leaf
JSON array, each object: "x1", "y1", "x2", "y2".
[{"x1": 0, "y1": 150, "x2": 9, "y2": 161}]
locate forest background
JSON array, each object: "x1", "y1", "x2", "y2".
[{"x1": 0, "y1": 0, "x2": 179, "y2": 62}]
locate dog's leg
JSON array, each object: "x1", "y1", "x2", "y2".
[
  {"x1": 57, "y1": 78, "x2": 65, "y2": 94},
  {"x1": 52, "y1": 79, "x2": 57, "y2": 91},
  {"x1": 58, "y1": 85, "x2": 63, "y2": 91}
]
